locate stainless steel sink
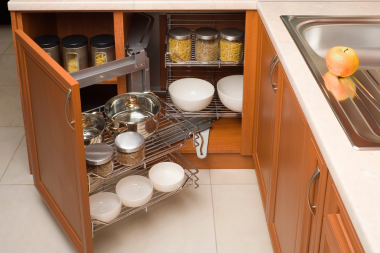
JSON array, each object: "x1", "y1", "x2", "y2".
[{"x1": 282, "y1": 16, "x2": 380, "y2": 150}]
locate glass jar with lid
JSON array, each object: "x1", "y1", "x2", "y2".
[
  {"x1": 34, "y1": 35, "x2": 61, "y2": 64},
  {"x1": 194, "y1": 27, "x2": 219, "y2": 62},
  {"x1": 219, "y1": 28, "x2": 244, "y2": 62},
  {"x1": 90, "y1": 34, "x2": 115, "y2": 66},
  {"x1": 115, "y1": 132, "x2": 145, "y2": 166},
  {"x1": 168, "y1": 27, "x2": 192, "y2": 63},
  {"x1": 62, "y1": 34, "x2": 88, "y2": 73},
  {"x1": 86, "y1": 143, "x2": 114, "y2": 177}
]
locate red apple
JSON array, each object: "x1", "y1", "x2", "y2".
[
  {"x1": 326, "y1": 46, "x2": 359, "y2": 77},
  {"x1": 323, "y1": 71, "x2": 356, "y2": 101}
]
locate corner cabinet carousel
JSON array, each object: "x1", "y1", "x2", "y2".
[{"x1": 13, "y1": 26, "x2": 201, "y2": 253}]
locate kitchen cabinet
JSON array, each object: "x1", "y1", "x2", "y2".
[
  {"x1": 270, "y1": 64, "x2": 310, "y2": 253},
  {"x1": 319, "y1": 173, "x2": 365, "y2": 253},
  {"x1": 10, "y1": 9, "x2": 257, "y2": 253},
  {"x1": 254, "y1": 17, "x2": 365, "y2": 253},
  {"x1": 253, "y1": 19, "x2": 280, "y2": 212}
]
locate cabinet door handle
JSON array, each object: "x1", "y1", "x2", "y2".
[
  {"x1": 269, "y1": 55, "x2": 279, "y2": 92},
  {"x1": 307, "y1": 167, "x2": 320, "y2": 216},
  {"x1": 64, "y1": 89, "x2": 75, "y2": 131}
]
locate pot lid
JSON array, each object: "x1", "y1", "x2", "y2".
[
  {"x1": 220, "y1": 28, "x2": 244, "y2": 41},
  {"x1": 195, "y1": 27, "x2": 219, "y2": 40},
  {"x1": 168, "y1": 27, "x2": 192, "y2": 40},
  {"x1": 82, "y1": 113, "x2": 106, "y2": 140},
  {"x1": 85, "y1": 143, "x2": 114, "y2": 165},
  {"x1": 115, "y1": 132, "x2": 145, "y2": 153}
]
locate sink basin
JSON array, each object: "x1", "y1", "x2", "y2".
[{"x1": 282, "y1": 16, "x2": 380, "y2": 150}]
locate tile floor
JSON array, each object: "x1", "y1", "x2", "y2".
[{"x1": 0, "y1": 25, "x2": 273, "y2": 253}]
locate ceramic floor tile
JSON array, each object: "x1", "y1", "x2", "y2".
[
  {"x1": 3, "y1": 42, "x2": 15, "y2": 55},
  {"x1": 93, "y1": 185, "x2": 217, "y2": 253},
  {"x1": 212, "y1": 184, "x2": 273, "y2": 253},
  {"x1": 197, "y1": 169, "x2": 210, "y2": 184},
  {"x1": 0, "y1": 40, "x2": 12, "y2": 55},
  {"x1": 0, "y1": 127, "x2": 24, "y2": 180},
  {"x1": 1, "y1": 137, "x2": 32, "y2": 185},
  {"x1": 0, "y1": 55, "x2": 19, "y2": 86},
  {"x1": 0, "y1": 25, "x2": 13, "y2": 41},
  {"x1": 0, "y1": 86, "x2": 24, "y2": 127},
  {"x1": 210, "y1": 169, "x2": 257, "y2": 185},
  {"x1": 0, "y1": 185, "x2": 77, "y2": 253}
]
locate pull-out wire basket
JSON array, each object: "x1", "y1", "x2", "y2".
[
  {"x1": 165, "y1": 13, "x2": 245, "y2": 67},
  {"x1": 165, "y1": 71, "x2": 243, "y2": 118},
  {"x1": 85, "y1": 96, "x2": 201, "y2": 233}
]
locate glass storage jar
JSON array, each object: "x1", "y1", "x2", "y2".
[
  {"x1": 34, "y1": 35, "x2": 61, "y2": 64},
  {"x1": 90, "y1": 34, "x2": 115, "y2": 66},
  {"x1": 219, "y1": 28, "x2": 244, "y2": 62},
  {"x1": 86, "y1": 143, "x2": 114, "y2": 177},
  {"x1": 62, "y1": 34, "x2": 88, "y2": 73},
  {"x1": 115, "y1": 132, "x2": 145, "y2": 166},
  {"x1": 194, "y1": 27, "x2": 219, "y2": 62},
  {"x1": 168, "y1": 27, "x2": 192, "y2": 63}
]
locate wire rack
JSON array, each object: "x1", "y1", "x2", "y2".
[
  {"x1": 91, "y1": 151, "x2": 199, "y2": 233},
  {"x1": 165, "y1": 13, "x2": 245, "y2": 67},
  {"x1": 85, "y1": 96, "x2": 201, "y2": 233},
  {"x1": 165, "y1": 72, "x2": 242, "y2": 118}
]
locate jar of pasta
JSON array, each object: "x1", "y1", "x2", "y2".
[
  {"x1": 194, "y1": 27, "x2": 219, "y2": 62},
  {"x1": 219, "y1": 28, "x2": 244, "y2": 62},
  {"x1": 34, "y1": 35, "x2": 61, "y2": 64},
  {"x1": 168, "y1": 27, "x2": 192, "y2": 63},
  {"x1": 90, "y1": 34, "x2": 115, "y2": 66},
  {"x1": 115, "y1": 132, "x2": 145, "y2": 166},
  {"x1": 62, "y1": 35, "x2": 88, "y2": 73}
]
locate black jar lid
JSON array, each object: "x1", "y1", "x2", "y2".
[
  {"x1": 90, "y1": 34, "x2": 115, "y2": 48},
  {"x1": 61, "y1": 34, "x2": 88, "y2": 48},
  {"x1": 34, "y1": 35, "x2": 60, "y2": 48}
]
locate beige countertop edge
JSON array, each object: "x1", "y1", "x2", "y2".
[
  {"x1": 7, "y1": 1, "x2": 257, "y2": 11},
  {"x1": 258, "y1": 2, "x2": 380, "y2": 253}
]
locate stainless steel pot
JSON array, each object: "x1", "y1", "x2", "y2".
[
  {"x1": 82, "y1": 112, "x2": 106, "y2": 146},
  {"x1": 104, "y1": 92, "x2": 161, "y2": 138}
]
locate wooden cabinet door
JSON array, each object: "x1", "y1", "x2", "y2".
[
  {"x1": 253, "y1": 21, "x2": 279, "y2": 211},
  {"x1": 14, "y1": 30, "x2": 93, "y2": 253},
  {"x1": 320, "y1": 174, "x2": 365, "y2": 253},
  {"x1": 270, "y1": 65, "x2": 310, "y2": 253},
  {"x1": 299, "y1": 137, "x2": 328, "y2": 253}
]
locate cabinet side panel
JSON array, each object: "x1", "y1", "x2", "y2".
[{"x1": 241, "y1": 10, "x2": 259, "y2": 155}]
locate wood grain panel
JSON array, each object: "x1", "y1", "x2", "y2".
[
  {"x1": 322, "y1": 174, "x2": 365, "y2": 253},
  {"x1": 181, "y1": 153, "x2": 254, "y2": 169},
  {"x1": 241, "y1": 10, "x2": 260, "y2": 155},
  {"x1": 14, "y1": 30, "x2": 93, "y2": 253},
  {"x1": 179, "y1": 118, "x2": 242, "y2": 154},
  {"x1": 254, "y1": 23, "x2": 277, "y2": 203},
  {"x1": 272, "y1": 66, "x2": 309, "y2": 253}
]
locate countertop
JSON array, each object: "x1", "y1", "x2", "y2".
[
  {"x1": 258, "y1": 2, "x2": 380, "y2": 253},
  {"x1": 7, "y1": 1, "x2": 380, "y2": 252}
]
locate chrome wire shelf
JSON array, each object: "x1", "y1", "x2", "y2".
[
  {"x1": 165, "y1": 73, "x2": 242, "y2": 118},
  {"x1": 91, "y1": 151, "x2": 199, "y2": 233},
  {"x1": 85, "y1": 96, "x2": 200, "y2": 184},
  {"x1": 165, "y1": 14, "x2": 245, "y2": 67},
  {"x1": 85, "y1": 96, "x2": 201, "y2": 233}
]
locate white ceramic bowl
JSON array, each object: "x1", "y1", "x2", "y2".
[
  {"x1": 217, "y1": 75, "x2": 244, "y2": 112},
  {"x1": 169, "y1": 78, "x2": 214, "y2": 112},
  {"x1": 89, "y1": 192, "x2": 122, "y2": 223},
  {"x1": 116, "y1": 175, "x2": 153, "y2": 207},
  {"x1": 149, "y1": 162, "x2": 185, "y2": 192}
]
